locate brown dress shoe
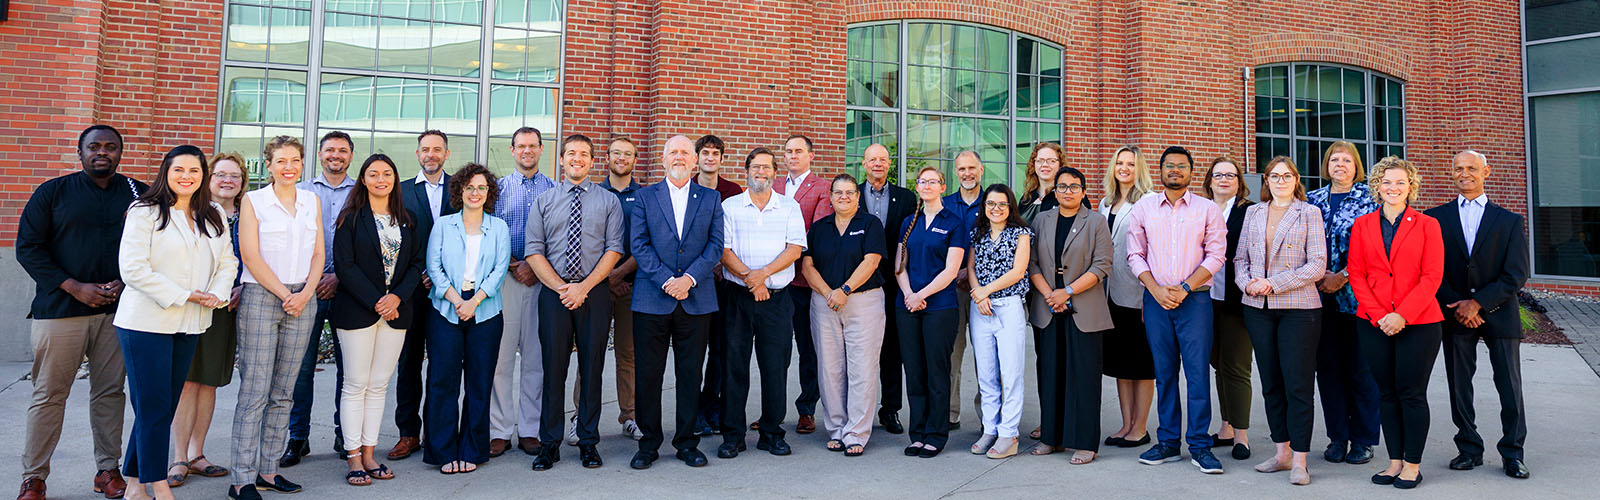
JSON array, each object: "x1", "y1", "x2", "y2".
[
  {"x1": 16, "y1": 478, "x2": 44, "y2": 500},
  {"x1": 488, "y1": 438, "x2": 511, "y2": 457},
  {"x1": 796, "y1": 415, "x2": 816, "y2": 434},
  {"x1": 387, "y1": 437, "x2": 422, "y2": 460},
  {"x1": 518, "y1": 437, "x2": 543, "y2": 456},
  {"x1": 92, "y1": 469, "x2": 126, "y2": 499}
]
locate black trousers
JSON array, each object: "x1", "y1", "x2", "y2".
[
  {"x1": 896, "y1": 306, "x2": 959, "y2": 449},
  {"x1": 538, "y1": 285, "x2": 613, "y2": 448},
  {"x1": 634, "y1": 305, "x2": 711, "y2": 454},
  {"x1": 789, "y1": 284, "x2": 820, "y2": 415},
  {"x1": 879, "y1": 283, "x2": 903, "y2": 414},
  {"x1": 1243, "y1": 307, "x2": 1321, "y2": 452},
  {"x1": 1316, "y1": 297, "x2": 1381, "y2": 447},
  {"x1": 393, "y1": 289, "x2": 432, "y2": 437},
  {"x1": 1443, "y1": 328, "x2": 1526, "y2": 461},
  {"x1": 1034, "y1": 316, "x2": 1102, "y2": 451},
  {"x1": 721, "y1": 287, "x2": 794, "y2": 441},
  {"x1": 696, "y1": 281, "x2": 730, "y2": 427},
  {"x1": 1357, "y1": 320, "x2": 1442, "y2": 464}
]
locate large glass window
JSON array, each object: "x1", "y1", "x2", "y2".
[
  {"x1": 846, "y1": 21, "x2": 1062, "y2": 191},
  {"x1": 1526, "y1": 2, "x2": 1600, "y2": 278},
  {"x1": 221, "y1": 0, "x2": 562, "y2": 181},
  {"x1": 1253, "y1": 63, "x2": 1405, "y2": 190}
]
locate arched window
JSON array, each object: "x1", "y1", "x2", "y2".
[{"x1": 1253, "y1": 63, "x2": 1405, "y2": 189}]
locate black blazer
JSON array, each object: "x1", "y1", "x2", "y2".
[
  {"x1": 1218, "y1": 199, "x2": 1255, "y2": 312},
  {"x1": 1424, "y1": 200, "x2": 1530, "y2": 338},
  {"x1": 862, "y1": 181, "x2": 916, "y2": 292},
  {"x1": 332, "y1": 205, "x2": 427, "y2": 330},
  {"x1": 399, "y1": 175, "x2": 459, "y2": 298}
]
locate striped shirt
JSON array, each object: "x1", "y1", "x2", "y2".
[{"x1": 1125, "y1": 190, "x2": 1228, "y2": 287}]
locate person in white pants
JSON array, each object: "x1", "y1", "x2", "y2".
[{"x1": 964, "y1": 185, "x2": 1034, "y2": 459}]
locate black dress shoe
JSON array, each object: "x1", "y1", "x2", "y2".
[
  {"x1": 1393, "y1": 472, "x2": 1423, "y2": 489},
  {"x1": 531, "y1": 450, "x2": 560, "y2": 471},
  {"x1": 277, "y1": 439, "x2": 309, "y2": 468},
  {"x1": 757, "y1": 436, "x2": 792, "y2": 456},
  {"x1": 1371, "y1": 472, "x2": 1397, "y2": 485},
  {"x1": 629, "y1": 451, "x2": 657, "y2": 470},
  {"x1": 1504, "y1": 458, "x2": 1530, "y2": 479},
  {"x1": 676, "y1": 448, "x2": 708, "y2": 467},
  {"x1": 880, "y1": 413, "x2": 905, "y2": 435},
  {"x1": 1231, "y1": 443, "x2": 1251, "y2": 460},
  {"x1": 1449, "y1": 453, "x2": 1483, "y2": 470},
  {"x1": 1345, "y1": 444, "x2": 1374, "y2": 464},
  {"x1": 254, "y1": 474, "x2": 302, "y2": 493},
  {"x1": 716, "y1": 441, "x2": 745, "y2": 459},
  {"x1": 1324, "y1": 441, "x2": 1349, "y2": 463},
  {"x1": 579, "y1": 445, "x2": 602, "y2": 468},
  {"x1": 1116, "y1": 434, "x2": 1150, "y2": 448},
  {"x1": 1209, "y1": 434, "x2": 1234, "y2": 448},
  {"x1": 229, "y1": 484, "x2": 263, "y2": 500}
]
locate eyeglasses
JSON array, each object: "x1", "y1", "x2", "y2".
[
  {"x1": 1210, "y1": 173, "x2": 1238, "y2": 180},
  {"x1": 214, "y1": 173, "x2": 243, "y2": 181},
  {"x1": 1053, "y1": 183, "x2": 1085, "y2": 194},
  {"x1": 1161, "y1": 163, "x2": 1190, "y2": 170},
  {"x1": 463, "y1": 185, "x2": 490, "y2": 193},
  {"x1": 984, "y1": 201, "x2": 1009, "y2": 209},
  {"x1": 1034, "y1": 158, "x2": 1061, "y2": 165},
  {"x1": 831, "y1": 190, "x2": 858, "y2": 197},
  {"x1": 915, "y1": 179, "x2": 943, "y2": 187},
  {"x1": 1267, "y1": 174, "x2": 1297, "y2": 183}
]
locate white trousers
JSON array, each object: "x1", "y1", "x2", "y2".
[
  {"x1": 338, "y1": 320, "x2": 407, "y2": 449},
  {"x1": 968, "y1": 296, "x2": 1027, "y2": 438}
]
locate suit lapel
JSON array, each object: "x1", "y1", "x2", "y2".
[
  {"x1": 1269, "y1": 204, "x2": 1296, "y2": 257},
  {"x1": 1470, "y1": 202, "x2": 1502, "y2": 258},
  {"x1": 1388, "y1": 207, "x2": 1418, "y2": 263},
  {"x1": 653, "y1": 185, "x2": 680, "y2": 241}
]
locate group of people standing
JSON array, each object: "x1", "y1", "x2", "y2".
[{"x1": 14, "y1": 124, "x2": 1531, "y2": 500}]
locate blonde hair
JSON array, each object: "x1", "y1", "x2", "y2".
[
  {"x1": 209, "y1": 152, "x2": 247, "y2": 211},
  {"x1": 1367, "y1": 156, "x2": 1420, "y2": 205},
  {"x1": 1103, "y1": 145, "x2": 1152, "y2": 208},
  {"x1": 1202, "y1": 155, "x2": 1251, "y2": 206},
  {"x1": 1259, "y1": 156, "x2": 1308, "y2": 202},
  {"x1": 898, "y1": 166, "x2": 946, "y2": 275},
  {"x1": 1321, "y1": 140, "x2": 1365, "y2": 183}
]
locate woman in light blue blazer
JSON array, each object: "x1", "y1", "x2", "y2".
[{"x1": 421, "y1": 163, "x2": 510, "y2": 475}]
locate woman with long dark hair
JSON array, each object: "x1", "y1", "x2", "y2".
[
  {"x1": 115, "y1": 145, "x2": 237, "y2": 500},
  {"x1": 895, "y1": 166, "x2": 967, "y2": 458},
  {"x1": 331, "y1": 154, "x2": 424, "y2": 485},
  {"x1": 965, "y1": 185, "x2": 1033, "y2": 459}
]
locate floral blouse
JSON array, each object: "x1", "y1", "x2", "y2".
[
  {"x1": 375, "y1": 214, "x2": 402, "y2": 285},
  {"x1": 972, "y1": 225, "x2": 1035, "y2": 299},
  {"x1": 1307, "y1": 182, "x2": 1379, "y2": 314}
]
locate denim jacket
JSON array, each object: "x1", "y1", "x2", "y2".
[{"x1": 425, "y1": 213, "x2": 511, "y2": 323}]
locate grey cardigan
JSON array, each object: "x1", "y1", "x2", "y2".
[{"x1": 1027, "y1": 207, "x2": 1114, "y2": 332}]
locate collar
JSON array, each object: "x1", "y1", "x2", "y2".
[
  {"x1": 787, "y1": 170, "x2": 811, "y2": 186},
  {"x1": 312, "y1": 173, "x2": 356, "y2": 189},
  {"x1": 602, "y1": 177, "x2": 641, "y2": 193},
  {"x1": 415, "y1": 173, "x2": 445, "y2": 186},
  {"x1": 1157, "y1": 190, "x2": 1196, "y2": 208},
  {"x1": 518, "y1": 171, "x2": 552, "y2": 184},
  {"x1": 738, "y1": 190, "x2": 784, "y2": 212},
  {"x1": 560, "y1": 179, "x2": 595, "y2": 193},
  {"x1": 666, "y1": 178, "x2": 693, "y2": 194},
  {"x1": 866, "y1": 181, "x2": 888, "y2": 195},
  {"x1": 1458, "y1": 193, "x2": 1488, "y2": 207},
  {"x1": 257, "y1": 186, "x2": 311, "y2": 213}
]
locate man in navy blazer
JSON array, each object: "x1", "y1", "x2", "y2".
[
  {"x1": 628, "y1": 135, "x2": 725, "y2": 470},
  {"x1": 1424, "y1": 151, "x2": 1531, "y2": 479}
]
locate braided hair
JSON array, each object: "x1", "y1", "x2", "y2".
[{"x1": 897, "y1": 166, "x2": 947, "y2": 276}]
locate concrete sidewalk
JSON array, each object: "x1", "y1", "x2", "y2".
[{"x1": 0, "y1": 337, "x2": 1596, "y2": 499}]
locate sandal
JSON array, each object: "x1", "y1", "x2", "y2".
[
  {"x1": 845, "y1": 444, "x2": 865, "y2": 457},
  {"x1": 1070, "y1": 450, "x2": 1097, "y2": 465},
  {"x1": 345, "y1": 469, "x2": 372, "y2": 486},
  {"x1": 825, "y1": 440, "x2": 845, "y2": 452},
  {"x1": 366, "y1": 464, "x2": 395, "y2": 480},
  {"x1": 1030, "y1": 445, "x2": 1060, "y2": 456},
  {"x1": 166, "y1": 461, "x2": 189, "y2": 487},
  {"x1": 1029, "y1": 427, "x2": 1042, "y2": 440},
  {"x1": 188, "y1": 455, "x2": 229, "y2": 477}
]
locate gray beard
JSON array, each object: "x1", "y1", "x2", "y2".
[{"x1": 667, "y1": 167, "x2": 692, "y2": 181}]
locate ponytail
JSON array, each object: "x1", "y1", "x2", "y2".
[{"x1": 897, "y1": 200, "x2": 922, "y2": 275}]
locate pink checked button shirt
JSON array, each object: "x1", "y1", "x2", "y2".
[{"x1": 1125, "y1": 190, "x2": 1228, "y2": 287}]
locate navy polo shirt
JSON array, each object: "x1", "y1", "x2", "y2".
[
  {"x1": 943, "y1": 191, "x2": 983, "y2": 241},
  {"x1": 806, "y1": 213, "x2": 886, "y2": 292},
  {"x1": 897, "y1": 207, "x2": 969, "y2": 311},
  {"x1": 602, "y1": 177, "x2": 644, "y2": 282}
]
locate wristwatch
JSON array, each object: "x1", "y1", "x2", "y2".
[
  {"x1": 1180, "y1": 282, "x2": 1192, "y2": 293},
  {"x1": 841, "y1": 284, "x2": 853, "y2": 294}
]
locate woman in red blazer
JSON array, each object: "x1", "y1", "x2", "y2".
[{"x1": 1346, "y1": 157, "x2": 1444, "y2": 490}]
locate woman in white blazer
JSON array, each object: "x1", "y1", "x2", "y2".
[
  {"x1": 114, "y1": 145, "x2": 237, "y2": 500},
  {"x1": 1095, "y1": 145, "x2": 1158, "y2": 448}
]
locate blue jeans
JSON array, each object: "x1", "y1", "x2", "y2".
[
  {"x1": 287, "y1": 298, "x2": 342, "y2": 444},
  {"x1": 423, "y1": 312, "x2": 504, "y2": 465},
  {"x1": 1143, "y1": 290, "x2": 1214, "y2": 454},
  {"x1": 117, "y1": 328, "x2": 198, "y2": 483}
]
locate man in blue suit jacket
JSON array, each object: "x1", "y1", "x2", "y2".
[{"x1": 628, "y1": 135, "x2": 725, "y2": 470}]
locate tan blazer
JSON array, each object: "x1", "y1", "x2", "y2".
[{"x1": 1027, "y1": 208, "x2": 1114, "y2": 331}]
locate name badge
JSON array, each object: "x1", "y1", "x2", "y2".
[
  {"x1": 931, "y1": 227, "x2": 949, "y2": 235},
  {"x1": 625, "y1": 197, "x2": 636, "y2": 202},
  {"x1": 849, "y1": 230, "x2": 866, "y2": 236}
]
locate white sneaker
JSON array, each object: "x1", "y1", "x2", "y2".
[
  {"x1": 623, "y1": 419, "x2": 644, "y2": 440},
  {"x1": 566, "y1": 415, "x2": 580, "y2": 446}
]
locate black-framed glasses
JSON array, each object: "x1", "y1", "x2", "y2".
[
  {"x1": 1211, "y1": 173, "x2": 1238, "y2": 180},
  {"x1": 1053, "y1": 183, "x2": 1085, "y2": 194},
  {"x1": 831, "y1": 189, "x2": 859, "y2": 197},
  {"x1": 1267, "y1": 174, "x2": 1297, "y2": 183}
]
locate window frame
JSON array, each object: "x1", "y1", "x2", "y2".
[
  {"x1": 1252, "y1": 62, "x2": 1406, "y2": 191},
  {"x1": 1522, "y1": 0, "x2": 1600, "y2": 281}
]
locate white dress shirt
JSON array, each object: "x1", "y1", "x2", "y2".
[
  {"x1": 1458, "y1": 194, "x2": 1488, "y2": 256},
  {"x1": 242, "y1": 187, "x2": 321, "y2": 285},
  {"x1": 1212, "y1": 197, "x2": 1236, "y2": 301},
  {"x1": 721, "y1": 191, "x2": 808, "y2": 288},
  {"x1": 667, "y1": 177, "x2": 692, "y2": 240},
  {"x1": 417, "y1": 173, "x2": 446, "y2": 218},
  {"x1": 786, "y1": 169, "x2": 811, "y2": 193}
]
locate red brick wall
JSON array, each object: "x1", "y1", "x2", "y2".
[{"x1": 0, "y1": 0, "x2": 221, "y2": 243}]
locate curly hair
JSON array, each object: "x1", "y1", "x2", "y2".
[
  {"x1": 1367, "y1": 156, "x2": 1419, "y2": 205},
  {"x1": 448, "y1": 163, "x2": 500, "y2": 213}
]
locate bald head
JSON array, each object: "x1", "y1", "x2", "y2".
[
  {"x1": 1451, "y1": 150, "x2": 1490, "y2": 198},
  {"x1": 664, "y1": 135, "x2": 696, "y2": 183},
  {"x1": 862, "y1": 144, "x2": 891, "y2": 186}
]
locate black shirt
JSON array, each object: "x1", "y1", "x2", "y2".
[
  {"x1": 805, "y1": 213, "x2": 886, "y2": 293},
  {"x1": 1380, "y1": 210, "x2": 1401, "y2": 256},
  {"x1": 1054, "y1": 212, "x2": 1077, "y2": 288},
  {"x1": 16, "y1": 172, "x2": 149, "y2": 319}
]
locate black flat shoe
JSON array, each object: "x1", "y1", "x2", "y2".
[
  {"x1": 230, "y1": 485, "x2": 264, "y2": 500},
  {"x1": 1393, "y1": 472, "x2": 1422, "y2": 489},
  {"x1": 1449, "y1": 453, "x2": 1483, "y2": 470},
  {"x1": 904, "y1": 444, "x2": 923, "y2": 456},
  {"x1": 918, "y1": 446, "x2": 942, "y2": 458},
  {"x1": 1325, "y1": 441, "x2": 1349, "y2": 463},
  {"x1": 1104, "y1": 436, "x2": 1127, "y2": 447},
  {"x1": 676, "y1": 448, "x2": 708, "y2": 467},
  {"x1": 1209, "y1": 434, "x2": 1234, "y2": 448},
  {"x1": 254, "y1": 474, "x2": 302, "y2": 494},
  {"x1": 948, "y1": 421, "x2": 961, "y2": 430},
  {"x1": 880, "y1": 413, "x2": 905, "y2": 435},
  {"x1": 1231, "y1": 443, "x2": 1251, "y2": 460},
  {"x1": 1504, "y1": 458, "x2": 1530, "y2": 479},
  {"x1": 1116, "y1": 434, "x2": 1150, "y2": 448},
  {"x1": 1345, "y1": 444, "x2": 1374, "y2": 464},
  {"x1": 580, "y1": 445, "x2": 602, "y2": 469},
  {"x1": 1371, "y1": 472, "x2": 1397, "y2": 485}
]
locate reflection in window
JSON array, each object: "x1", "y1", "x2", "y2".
[
  {"x1": 847, "y1": 21, "x2": 1063, "y2": 193},
  {"x1": 1531, "y1": 91, "x2": 1600, "y2": 277},
  {"x1": 1253, "y1": 63, "x2": 1405, "y2": 189}
]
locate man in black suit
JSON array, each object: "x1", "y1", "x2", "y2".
[
  {"x1": 857, "y1": 144, "x2": 915, "y2": 434},
  {"x1": 1424, "y1": 150, "x2": 1530, "y2": 479},
  {"x1": 387, "y1": 130, "x2": 462, "y2": 460}
]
